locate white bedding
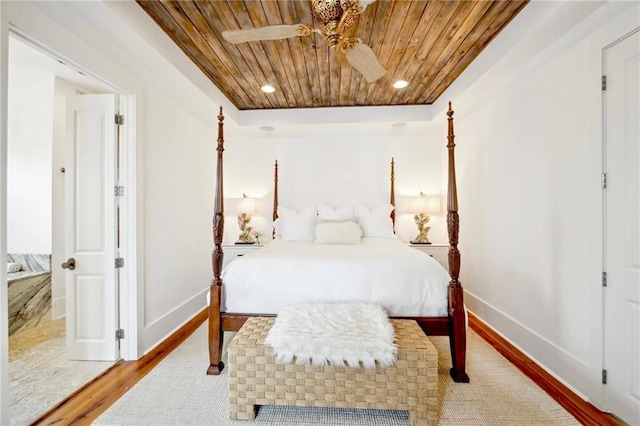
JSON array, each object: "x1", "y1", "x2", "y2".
[{"x1": 222, "y1": 238, "x2": 450, "y2": 317}]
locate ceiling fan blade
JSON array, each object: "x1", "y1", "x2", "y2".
[
  {"x1": 222, "y1": 24, "x2": 311, "y2": 44},
  {"x1": 343, "y1": 40, "x2": 386, "y2": 83},
  {"x1": 357, "y1": 0, "x2": 377, "y2": 13}
]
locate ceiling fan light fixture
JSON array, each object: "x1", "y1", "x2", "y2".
[
  {"x1": 261, "y1": 85, "x2": 276, "y2": 93},
  {"x1": 393, "y1": 80, "x2": 409, "y2": 89}
]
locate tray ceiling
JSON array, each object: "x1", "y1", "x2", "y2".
[{"x1": 137, "y1": 0, "x2": 529, "y2": 110}]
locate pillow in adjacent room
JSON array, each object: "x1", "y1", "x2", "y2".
[
  {"x1": 314, "y1": 220, "x2": 363, "y2": 244},
  {"x1": 353, "y1": 202, "x2": 396, "y2": 239},
  {"x1": 277, "y1": 206, "x2": 317, "y2": 242},
  {"x1": 317, "y1": 203, "x2": 354, "y2": 221}
]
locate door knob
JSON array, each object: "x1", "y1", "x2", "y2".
[{"x1": 62, "y1": 257, "x2": 76, "y2": 270}]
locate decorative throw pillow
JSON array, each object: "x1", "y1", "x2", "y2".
[
  {"x1": 314, "y1": 220, "x2": 363, "y2": 244},
  {"x1": 353, "y1": 202, "x2": 396, "y2": 239},
  {"x1": 317, "y1": 203, "x2": 354, "y2": 221},
  {"x1": 276, "y1": 206, "x2": 317, "y2": 242}
]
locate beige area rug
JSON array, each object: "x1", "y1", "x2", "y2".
[
  {"x1": 9, "y1": 318, "x2": 114, "y2": 426},
  {"x1": 94, "y1": 322, "x2": 579, "y2": 425}
]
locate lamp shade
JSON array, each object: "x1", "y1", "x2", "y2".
[
  {"x1": 408, "y1": 195, "x2": 441, "y2": 214},
  {"x1": 237, "y1": 197, "x2": 257, "y2": 214}
]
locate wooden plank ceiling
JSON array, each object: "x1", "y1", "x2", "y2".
[{"x1": 137, "y1": 0, "x2": 528, "y2": 110}]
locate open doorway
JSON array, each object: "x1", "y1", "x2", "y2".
[{"x1": 6, "y1": 34, "x2": 126, "y2": 424}]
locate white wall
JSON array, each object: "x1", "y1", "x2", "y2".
[
  {"x1": 451, "y1": 0, "x2": 639, "y2": 408},
  {"x1": 141, "y1": 87, "x2": 215, "y2": 336},
  {"x1": 0, "y1": 0, "x2": 224, "y2": 369},
  {"x1": 222, "y1": 122, "x2": 449, "y2": 244},
  {"x1": 6, "y1": 39, "x2": 54, "y2": 254}
]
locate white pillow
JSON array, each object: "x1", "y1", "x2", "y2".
[
  {"x1": 353, "y1": 203, "x2": 396, "y2": 239},
  {"x1": 276, "y1": 206, "x2": 317, "y2": 242},
  {"x1": 317, "y1": 203, "x2": 354, "y2": 221},
  {"x1": 314, "y1": 220, "x2": 363, "y2": 244}
]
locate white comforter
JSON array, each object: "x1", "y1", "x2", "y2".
[{"x1": 222, "y1": 238, "x2": 450, "y2": 317}]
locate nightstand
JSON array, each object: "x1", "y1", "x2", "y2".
[
  {"x1": 408, "y1": 243, "x2": 449, "y2": 270},
  {"x1": 222, "y1": 244, "x2": 263, "y2": 269}
]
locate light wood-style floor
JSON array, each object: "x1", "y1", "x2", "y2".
[{"x1": 30, "y1": 309, "x2": 622, "y2": 426}]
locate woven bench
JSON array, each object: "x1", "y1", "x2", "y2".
[{"x1": 228, "y1": 317, "x2": 438, "y2": 426}]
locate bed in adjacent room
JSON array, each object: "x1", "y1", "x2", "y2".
[{"x1": 207, "y1": 103, "x2": 469, "y2": 383}]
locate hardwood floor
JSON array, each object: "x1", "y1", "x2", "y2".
[
  {"x1": 30, "y1": 309, "x2": 622, "y2": 426},
  {"x1": 468, "y1": 313, "x2": 625, "y2": 426},
  {"x1": 31, "y1": 309, "x2": 208, "y2": 426}
]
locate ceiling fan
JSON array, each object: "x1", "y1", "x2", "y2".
[{"x1": 221, "y1": 0, "x2": 386, "y2": 83}]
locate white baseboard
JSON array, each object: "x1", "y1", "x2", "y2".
[
  {"x1": 51, "y1": 296, "x2": 65, "y2": 319},
  {"x1": 464, "y1": 290, "x2": 596, "y2": 403},
  {"x1": 140, "y1": 289, "x2": 208, "y2": 356}
]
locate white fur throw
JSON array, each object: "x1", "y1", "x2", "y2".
[{"x1": 264, "y1": 303, "x2": 397, "y2": 369}]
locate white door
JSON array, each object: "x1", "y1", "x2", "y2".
[
  {"x1": 64, "y1": 94, "x2": 118, "y2": 361},
  {"x1": 603, "y1": 28, "x2": 640, "y2": 425}
]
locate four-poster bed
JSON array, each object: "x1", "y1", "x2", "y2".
[{"x1": 207, "y1": 103, "x2": 468, "y2": 383}]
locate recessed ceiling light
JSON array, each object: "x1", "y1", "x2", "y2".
[
  {"x1": 391, "y1": 122, "x2": 407, "y2": 128},
  {"x1": 261, "y1": 85, "x2": 276, "y2": 93},
  {"x1": 260, "y1": 125, "x2": 275, "y2": 132},
  {"x1": 393, "y1": 80, "x2": 409, "y2": 89}
]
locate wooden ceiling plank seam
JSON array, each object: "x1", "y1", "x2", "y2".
[
  {"x1": 354, "y1": 1, "x2": 380, "y2": 105},
  {"x1": 338, "y1": 52, "x2": 352, "y2": 106},
  {"x1": 386, "y1": 0, "x2": 447, "y2": 105},
  {"x1": 379, "y1": 0, "x2": 443, "y2": 105},
  {"x1": 175, "y1": 1, "x2": 269, "y2": 109},
  {"x1": 136, "y1": 1, "x2": 249, "y2": 109},
  {"x1": 427, "y1": 0, "x2": 529, "y2": 102},
  {"x1": 247, "y1": 1, "x2": 299, "y2": 108},
  {"x1": 226, "y1": 0, "x2": 290, "y2": 107},
  {"x1": 362, "y1": 1, "x2": 394, "y2": 104},
  {"x1": 397, "y1": 0, "x2": 470, "y2": 104},
  {"x1": 344, "y1": 11, "x2": 361, "y2": 106},
  {"x1": 367, "y1": 1, "x2": 415, "y2": 105},
  {"x1": 278, "y1": 0, "x2": 314, "y2": 107},
  {"x1": 314, "y1": 36, "x2": 331, "y2": 105},
  {"x1": 390, "y1": 0, "x2": 460, "y2": 105},
  {"x1": 354, "y1": 1, "x2": 385, "y2": 105},
  {"x1": 293, "y1": 0, "x2": 322, "y2": 107},
  {"x1": 262, "y1": 1, "x2": 306, "y2": 108},
  {"x1": 195, "y1": 1, "x2": 276, "y2": 109},
  {"x1": 347, "y1": 2, "x2": 375, "y2": 105},
  {"x1": 417, "y1": 0, "x2": 509, "y2": 104},
  {"x1": 413, "y1": 0, "x2": 494, "y2": 104},
  {"x1": 371, "y1": 0, "x2": 428, "y2": 105},
  {"x1": 329, "y1": 45, "x2": 341, "y2": 106}
]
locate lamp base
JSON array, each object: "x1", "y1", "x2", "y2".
[
  {"x1": 235, "y1": 241, "x2": 255, "y2": 245},
  {"x1": 410, "y1": 240, "x2": 432, "y2": 245}
]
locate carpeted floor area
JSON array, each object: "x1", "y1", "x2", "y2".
[
  {"x1": 94, "y1": 322, "x2": 579, "y2": 425},
  {"x1": 9, "y1": 318, "x2": 114, "y2": 426}
]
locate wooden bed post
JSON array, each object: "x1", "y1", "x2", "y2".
[
  {"x1": 390, "y1": 158, "x2": 396, "y2": 227},
  {"x1": 208, "y1": 107, "x2": 225, "y2": 375},
  {"x1": 272, "y1": 160, "x2": 278, "y2": 239},
  {"x1": 446, "y1": 102, "x2": 469, "y2": 383}
]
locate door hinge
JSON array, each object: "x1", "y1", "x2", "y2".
[
  {"x1": 114, "y1": 186, "x2": 124, "y2": 197},
  {"x1": 115, "y1": 114, "x2": 124, "y2": 125},
  {"x1": 601, "y1": 173, "x2": 607, "y2": 189},
  {"x1": 601, "y1": 75, "x2": 607, "y2": 91},
  {"x1": 602, "y1": 369, "x2": 607, "y2": 384},
  {"x1": 115, "y1": 257, "x2": 124, "y2": 268},
  {"x1": 116, "y1": 329, "x2": 125, "y2": 340},
  {"x1": 602, "y1": 271, "x2": 607, "y2": 287}
]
